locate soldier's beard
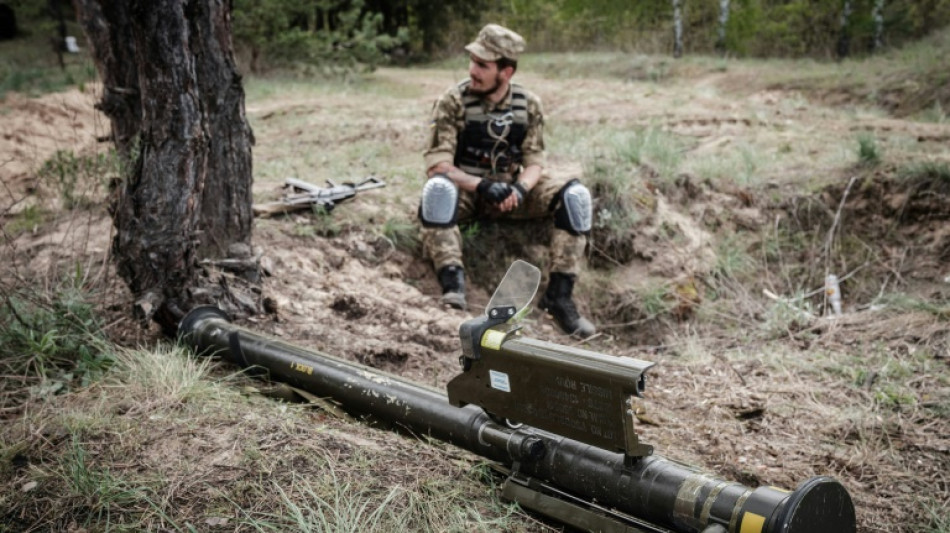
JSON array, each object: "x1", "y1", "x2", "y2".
[{"x1": 469, "y1": 73, "x2": 504, "y2": 97}]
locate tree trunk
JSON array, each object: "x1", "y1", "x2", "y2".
[
  {"x1": 837, "y1": 0, "x2": 853, "y2": 59},
  {"x1": 672, "y1": 0, "x2": 684, "y2": 58},
  {"x1": 75, "y1": 0, "x2": 255, "y2": 334},
  {"x1": 872, "y1": 0, "x2": 885, "y2": 52},
  {"x1": 716, "y1": 0, "x2": 729, "y2": 54}
]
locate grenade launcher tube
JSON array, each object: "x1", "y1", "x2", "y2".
[{"x1": 179, "y1": 307, "x2": 855, "y2": 533}]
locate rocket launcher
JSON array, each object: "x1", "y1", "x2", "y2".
[{"x1": 179, "y1": 260, "x2": 856, "y2": 533}]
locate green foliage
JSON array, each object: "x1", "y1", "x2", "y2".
[
  {"x1": 271, "y1": 470, "x2": 403, "y2": 531},
  {"x1": 921, "y1": 498, "x2": 950, "y2": 533},
  {"x1": 4, "y1": 205, "x2": 47, "y2": 236},
  {"x1": 499, "y1": 0, "x2": 950, "y2": 58},
  {"x1": 487, "y1": 0, "x2": 678, "y2": 52},
  {"x1": 638, "y1": 282, "x2": 675, "y2": 318},
  {"x1": 874, "y1": 384, "x2": 917, "y2": 409},
  {"x1": 232, "y1": 0, "x2": 407, "y2": 74},
  {"x1": 917, "y1": 100, "x2": 947, "y2": 123},
  {"x1": 385, "y1": 0, "x2": 487, "y2": 57},
  {"x1": 461, "y1": 221, "x2": 481, "y2": 241},
  {"x1": 0, "y1": 277, "x2": 111, "y2": 394},
  {"x1": 616, "y1": 126, "x2": 684, "y2": 182},
  {"x1": 759, "y1": 294, "x2": 815, "y2": 337},
  {"x1": 0, "y1": 61, "x2": 97, "y2": 97},
  {"x1": 60, "y1": 438, "x2": 149, "y2": 519},
  {"x1": 856, "y1": 132, "x2": 882, "y2": 167},
  {"x1": 723, "y1": 0, "x2": 762, "y2": 55},
  {"x1": 0, "y1": 2, "x2": 97, "y2": 97},
  {"x1": 581, "y1": 129, "x2": 678, "y2": 267},
  {"x1": 875, "y1": 293, "x2": 950, "y2": 320},
  {"x1": 714, "y1": 234, "x2": 755, "y2": 280},
  {"x1": 242, "y1": 461, "x2": 527, "y2": 532},
  {"x1": 899, "y1": 161, "x2": 950, "y2": 183},
  {"x1": 381, "y1": 217, "x2": 420, "y2": 254},
  {"x1": 291, "y1": 207, "x2": 343, "y2": 238}
]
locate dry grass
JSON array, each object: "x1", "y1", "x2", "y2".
[{"x1": 1, "y1": 346, "x2": 545, "y2": 531}]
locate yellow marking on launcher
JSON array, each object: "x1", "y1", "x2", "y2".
[
  {"x1": 740, "y1": 512, "x2": 766, "y2": 533},
  {"x1": 481, "y1": 329, "x2": 506, "y2": 350},
  {"x1": 290, "y1": 361, "x2": 314, "y2": 376}
]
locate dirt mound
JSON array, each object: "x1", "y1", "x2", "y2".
[
  {"x1": 0, "y1": 85, "x2": 106, "y2": 214},
  {"x1": 774, "y1": 165, "x2": 950, "y2": 304}
]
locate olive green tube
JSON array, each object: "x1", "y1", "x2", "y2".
[{"x1": 179, "y1": 307, "x2": 855, "y2": 533}]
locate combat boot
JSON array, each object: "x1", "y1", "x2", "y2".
[
  {"x1": 539, "y1": 272, "x2": 596, "y2": 338},
  {"x1": 437, "y1": 265, "x2": 467, "y2": 310}
]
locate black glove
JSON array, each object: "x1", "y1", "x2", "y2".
[
  {"x1": 511, "y1": 181, "x2": 528, "y2": 206},
  {"x1": 476, "y1": 179, "x2": 512, "y2": 204}
]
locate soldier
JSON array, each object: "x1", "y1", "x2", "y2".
[{"x1": 418, "y1": 23, "x2": 596, "y2": 338}]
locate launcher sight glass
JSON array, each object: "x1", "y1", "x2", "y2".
[{"x1": 448, "y1": 260, "x2": 656, "y2": 458}]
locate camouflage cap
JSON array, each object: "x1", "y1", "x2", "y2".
[{"x1": 465, "y1": 24, "x2": 525, "y2": 62}]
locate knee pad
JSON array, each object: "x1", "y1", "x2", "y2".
[
  {"x1": 419, "y1": 174, "x2": 458, "y2": 228},
  {"x1": 553, "y1": 179, "x2": 592, "y2": 235}
]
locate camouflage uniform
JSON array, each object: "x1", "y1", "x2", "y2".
[
  {"x1": 419, "y1": 81, "x2": 586, "y2": 275},
  {"x1": 419, "y1": 23, "x2": 595, "y2": 337}
]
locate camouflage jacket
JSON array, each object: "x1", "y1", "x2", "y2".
[{"x1": 423, "y1": 81, "x2": 546, "y2": 176}]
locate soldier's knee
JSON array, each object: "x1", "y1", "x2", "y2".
[
  {"x1": 419, "y1": 174, "x2": 459, "y2": 228},
  {"x1": 553, "y1": 179, "x2": 592, "y2": 236}
]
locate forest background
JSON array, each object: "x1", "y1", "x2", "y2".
[{"x1": 7, "y1": 0, "x2": 950, "y2": 76}]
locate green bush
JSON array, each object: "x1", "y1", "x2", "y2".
[
  {"x1": 232, "y1": 0, "x2": 407, "y2": 74},
  {"x1": 0, "y1": 277, "x2": 111, "y2": 394},
  {"x1": 856, "y1": 132, "x2": 882, "y2": 167}
]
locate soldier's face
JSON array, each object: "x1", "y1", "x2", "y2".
[{"x1": 468, "y1": 55, "x2": 504, "y2": 96}]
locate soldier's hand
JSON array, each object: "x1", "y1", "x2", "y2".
[
  {"x1": 492, "y1": 181, "x2": 526, "y2": 213},
  {"x1": 511, "y1": 181, "x2": 527, "y2": 206},
  {"x1": 476, "y1": 179, "x2": 512, "y2": 204}
]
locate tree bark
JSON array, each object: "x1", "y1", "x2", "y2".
[
  {"x1": 872, "y1": 0, "x2": 885, "y2": 52},
  {"x1": 837, "y1": 0, "x2": 853, "y2": 59},
  {"x1": 75, "y1": 0, "x2": 255, "y2": 334},
  {"x1": 672, "y1": 0, "x2": 684, "y2": 58},
  {"x1": 716, "y1": 0, "x2": 729, "y2": 54}
]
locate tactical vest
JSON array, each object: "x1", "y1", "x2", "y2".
[{"x1": 454, "y1": 81, "x2": 529, "y2": 177}]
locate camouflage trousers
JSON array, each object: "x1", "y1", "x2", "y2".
[{"x1": 420, "y1": 170, "x2": 586, "y2": 275}]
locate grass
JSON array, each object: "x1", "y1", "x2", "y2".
[
  {"x1": 57, "y1": 437, "x2": 154, "y2": 526},
  {"x1": 606, "y1": 126, "x2": 685, "y2": 184},
  {"x1": 713, "y1": 234, "x2": 756, "y2": 280},
  {"x1": 857, "y1": 132, "x2": 882, "y2": 167},
  {"x1": 0, "y1": 276, "x2": 111, "y2": 394},
  {"x1": 0, "y1": 331, "x2": 538, "y2": 532},
  {"x1": 107, "y1": 344, "x2": 217, "y2": 405},
  {"x1": 380, "y1": 216, "x2": 421, "y2": 255},
  {"x1": 875, "y1": 293, "x2": 950, "y2": 320},
  {"x1": 0, "y1": 29, "x2": 98, "y2": 98},
  {"x1": 3, "y1": 204, "x2": 47, "y2": 236},
  {"x1": 685, "y1": 140, "x2": 768, "y2": 186},
  {"x1": 916, "y1": 100, "x2": 947, "y2": 124},
  {"x1": 263, "y1": 469, "x2": 405, "y2": 532},
  {"x1": 523, "y1": 51, "x2": 677, "y2": 82},
  {"x1": 899, "y1": 161, "x2": 950, "y2": 183},
  {"x1": 36, "y1": 149, "x2": 119, "y2": 210},
  {"x1": 923, "y1": 499, "x2": 950, "y2": 533}
]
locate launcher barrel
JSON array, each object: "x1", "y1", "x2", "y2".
[{"x1": 179, "y1": 307, "x2": 855, "y2": 533}]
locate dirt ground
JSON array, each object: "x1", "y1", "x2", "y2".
[{"x1": 2, "y1": 59, "x2": 950, "y2": 532}]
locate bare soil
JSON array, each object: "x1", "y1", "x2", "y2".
[{"x1": 2, "y1": 60, "x2": 949, "y2": 532}]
